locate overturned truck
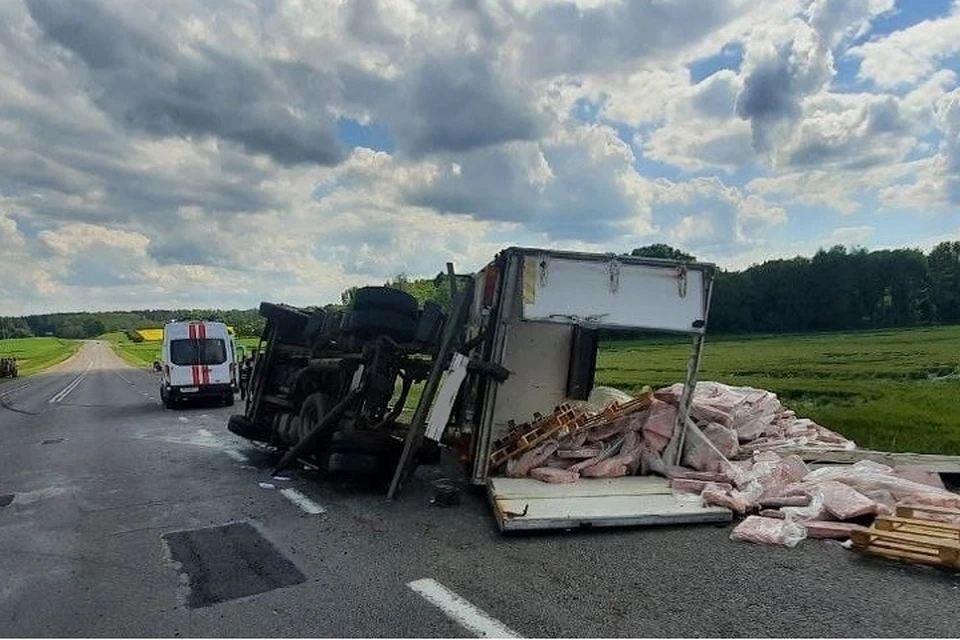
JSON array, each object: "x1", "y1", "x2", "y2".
[{"x1": 228, "y1": 247, "x2": 731, "y2": 531}]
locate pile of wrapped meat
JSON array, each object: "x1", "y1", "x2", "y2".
[
  {"x1": 504, "y1": 381, "x2": 857, "y2": 484},
  {"x1": 674, "y1": 453, "x2": 958, "y2": 547}
]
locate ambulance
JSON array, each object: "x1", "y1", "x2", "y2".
[{"x1": 156, "y1": 320, "x2": 237, "y2": 409}]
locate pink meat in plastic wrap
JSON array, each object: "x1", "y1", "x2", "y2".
[
  {"x1": 530, "y1": 467, "x2": 580, "y2": 484},
  {"x1": 805, "y1": 520, "x2": 869, "y2": 539},
  {"x1": 702, "y1": 423, "x2": 739, "y2": 458},
  {"x1": 560, "y1": 430, "x2": 589, "y2": 449},
  {"x1": 681, "y1": 422, "x2": 730, "y2": 473},
  {"x1": 730, "y1": 515, "x2": 806, "y2": 547},
  {"x1": 759, "y1": 495, "x2": 811, "y2": 508},
  {"x1": 580, "y1": 458, "x2": 629, "y2": 478},
  {"x1": 691, "y1": 402, "x2": 735, "y2": 428},
  {"x1": 759, "y1": 509, "x2": 786, "y2": 519},
  {"x1": 556, "y1": 448, "x2": 602, "y2": 459},
  {"x1": 543, "y1": 457, "x2": 575, "y2": 470},
  {"x1": 679, "y1": 470, "x2": 734, "y2": 483},
  {"x1": 506, "y1": 441, "x2": 559, "y2": 478},
  {"x1": 701, "y1": 485, "x2": 756, "y2": 515},
  {"x1": 818, "y1": 481, "x2": 877, "y2": 520},
  {"x1": 642, "y1": 400, "x2": 677, "y2": 454},
  {"x1": 670, "y1": 478, "x2": 733, "y2": 494},
  {"x1": 586, "y1": 417, "x2": 631, "y2": 443},
  {"x1": 894, "y1": 468, "x2": 946, "y2": 490}
]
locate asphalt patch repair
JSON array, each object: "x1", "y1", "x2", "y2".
[{"x1": 162, "y1": 521, "x2": 306, "y2": 608}]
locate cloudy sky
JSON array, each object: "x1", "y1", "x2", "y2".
[{"x1": 1, "y1": 0, "x2": 958, "y2": 315}]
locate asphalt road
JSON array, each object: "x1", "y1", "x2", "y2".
[{"x1": 2, "y1": 341, "x2": 960, "y2": 638}]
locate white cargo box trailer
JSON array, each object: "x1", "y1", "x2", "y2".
[{"x1": 462, "y1": 247, "x2": 732, "y2": 532}]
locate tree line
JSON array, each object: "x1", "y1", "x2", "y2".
[
  {"x1": 2, "y1": 241, "x2": 957, "y2": 340},
  {"x1": 0, "y1": 309, "x2": 266, "y2": 340}
]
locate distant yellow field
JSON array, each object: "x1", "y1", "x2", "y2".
[{"x1": 136, "y1": 326, "x2": 236, "y2": 341}]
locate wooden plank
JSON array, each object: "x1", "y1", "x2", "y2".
[
  {"x1": 896, "y1": 504, "x2": 960, "y2": 520},
  {"x1": 490, "y1": 490, "x2": 732, "y2": 532},
  {"x1": 775, "y1": 448, "x2": 960, "y2": 473},
  {"x1": 874, "y1": 516, "x2": 960, "y2": 540},
  {"x1": 490, "y1": 476, "x2": 680, "y2": 500}
]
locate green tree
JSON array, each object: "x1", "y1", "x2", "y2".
[
  {"x1": 929, "y1": 241, "x2": 960, "y2": 323},
  {"x1": 630, "y1": 244, "x2": 696, "y2": 261}
]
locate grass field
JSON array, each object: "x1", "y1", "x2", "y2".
[
  {"x1": 596, "y1": 325, "x2": 960, "y2": 456},
  {"x1": 102, "y1": 332, "x2": 261, "y2": 368},
  {"x1": 0, "y1": 337, "x2": 80, "y2": 377}
]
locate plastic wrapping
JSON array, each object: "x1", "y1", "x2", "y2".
[
  {"x1": 702, "y1": 422, "x2": 739, "y2": 458},
  {"x1": 506, "y1": 441, "x2": 559, "y2": 478},
  {"x1": 730, "y1": 515, "x2": 807, "y2": 548},
  {"x1": 587, "y1": 385, "x2": 634, "y2": 410},
  {"x1": 642, "y1": 400, "x2": 677, "y2": 454},
  {"x1": 818, "y1": 480, "x2": 877, "y2": 520},
  {"x1": 804, "y1": 520, "x2": 869, "y2": 540},
  {"x1": 530, "y1": 467, "x2": 580, "y2": 484},
  {"x1": 781, "y1": 489, "x2": 828, "y2": 522}
]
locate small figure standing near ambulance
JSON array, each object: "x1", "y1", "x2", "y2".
[{"x1": 154, "y1": 320, "x2": 238, "y2": 409}]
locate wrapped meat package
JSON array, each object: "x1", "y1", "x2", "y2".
[{"x1": 730, "y1": 515, "x2": 807, "y2": 548}]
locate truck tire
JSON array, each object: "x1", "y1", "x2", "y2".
[
  {"x1": 352, "y1": 287, "x2": 419, "y2": 316},
  {"x1": 298, "y1": 392, "x2": 335, "y2": 448},
  {"x1": 325, "y1": 452, "x2": 383, "y2": 476},
  {"x1": 223, "y1": 392, "x2": 235, "y2": 407},
  {"x1": 341, "y1": 309, "x2": 418, "y2": 342},
  {"x1": 328, "y1": 430, "x2": 402, "y2": 457},
  {"x1": 227, "y1": 414, "x2": 271, "y2": 443},
  {"x1": 303, "y1": 309, "x2": 326, "y2": 341}
]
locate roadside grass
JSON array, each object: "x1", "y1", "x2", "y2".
[
  {"x1": 102, "y1": 332, "x2": 261, "y2": 369},
  {"x1": 596, "y1": 325, "x2": 960, "y2": 455},
  {"x1": 0, "y1": 337, "x2": 80, "y2": 377}
]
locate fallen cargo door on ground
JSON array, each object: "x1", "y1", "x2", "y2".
[{"x1": 488, "y1": 476, "x2": 733, "y2": 532}]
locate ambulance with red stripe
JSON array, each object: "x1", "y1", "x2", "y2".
[{"x1": 157, "y1": 320, "x2": 237, "y2": 409}]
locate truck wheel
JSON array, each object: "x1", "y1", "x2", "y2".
[
  {"x1": 298, "y1": 392, "x2": 335, "y2": 448},
  {"x1": 342, "y1": 309, "x2": 419, "y2": 342},
  {"x1": 352, "y1": 287, "x2": 419, "y2": 316},
  {"x1": 228, "y1": 414, "x2": 271, "y2": 443},
  {"x1": 223, "y1": 392, "x2": 235, "y2": 407},
  {"x1": 325, "y1": 452, "x2": 383, "y2": 476}
]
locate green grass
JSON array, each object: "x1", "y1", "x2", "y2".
[
  {"x1": 596, "y1": 325, "x2": 960, "y2": 455},
  {"x1": 0, "y1": 337, "x2": 81, "y2": 377},
  {"x1": 102, "y1": 332, "x2": 261, "y2": 368}
]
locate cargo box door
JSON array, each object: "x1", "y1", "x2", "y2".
[{"x1": 488, "y1": 476, "x2": 732, "y2": 532}]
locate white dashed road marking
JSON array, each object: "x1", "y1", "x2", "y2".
[
  {"x1": 225, "y1": 449, "x2": 248, "y2": 463},
  {"x1": 279, "y1": 488, "x2": 326, "y2": 515},
  {"x1": 407, "y1": 578, "x2": 521, "y2": 638}
]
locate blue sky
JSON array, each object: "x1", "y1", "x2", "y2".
[{"x1": 0, "y1": 0, "x2": 958, "y2": 313}]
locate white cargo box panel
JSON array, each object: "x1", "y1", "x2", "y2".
[
  {"x1": 489, "y1": 476, "x2": 733, "y2": 532},
  {"x1": 519, "y1": 253, "x2": 709, "y2": 333}
]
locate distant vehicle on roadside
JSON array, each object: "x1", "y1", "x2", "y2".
[
  {"x1": 154, "y1": 321, "x2": 237, "y2": 409},
  {"x1": 0, "y1": 357, "x2": 17, "y2": 378}
]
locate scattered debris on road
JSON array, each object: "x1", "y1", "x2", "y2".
[
  {"x1": 491, "y1": 381, "x2": 960, "y2": 560},
  {"x1": 0, "y1": 493, "x2": 14, "y2": 507},
  {"x1": 258, "y1": 482, "x2": 275, "y2": 490}
]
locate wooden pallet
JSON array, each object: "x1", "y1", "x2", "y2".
[
  {"x1": 488, "y1": 392, "x2": 654, "y2": 469},
  {"x1": 851, "y1": 507, "x2": 960, "y2": 570},
  {"x1": 489, "y1": 404, "x2": 587, "y2": 469}
]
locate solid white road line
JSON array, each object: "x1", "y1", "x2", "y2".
[
  {"x1": 49, "y1": 361, "x2": 94, "y2": 404},
  {"x1": 225, "y1": 449, "x2": 248, "y2": 463},
  {"x1": 407, "y1": 578, "x2": 521, "y2": 638},
  {"x1": 279, "y1": 488, "x2": 326, "y2": 514}
]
